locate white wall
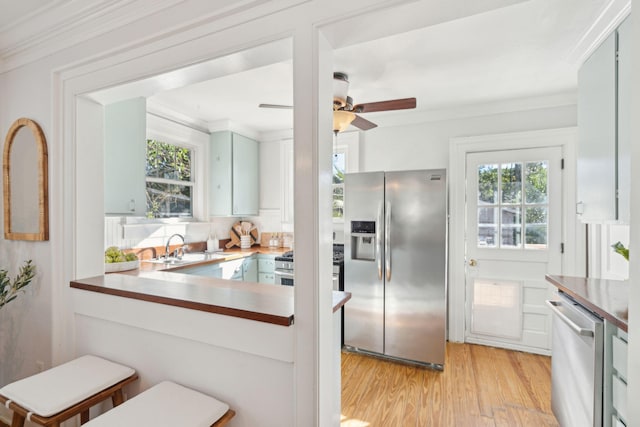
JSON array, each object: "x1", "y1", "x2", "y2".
[{"x1": 359, "y1": 105, "x2": 577, "y2": 172}]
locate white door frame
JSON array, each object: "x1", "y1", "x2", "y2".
[{"x1": 448, "y1": 127, "x2": 583, "y2": 343}]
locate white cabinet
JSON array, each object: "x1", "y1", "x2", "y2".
[
  {"x1": 616, "y1": 18, "x2": 631, "y2": 224},
  {"x1": 605, "y1": 321, "x2": 628, "y2": 426},
  {"x1": 577, "y1": 18, "x2": 631, "y2": 223},
  {"x1": 104, "y1": 97, "x2": 147, "y2": 215},
  {"x1": 209, "y1": 131, "x2": 259, "y2": 216},
  {"x1": 258, "y1": 254, "x2": 276, "y2": 284}
]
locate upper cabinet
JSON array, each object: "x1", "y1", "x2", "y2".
[
  {"x1": 104, "y1": 98, "x2": 147, "y2": 215},
  {"x1": 617, "y1": 18, "x2": 631, "y2": 224},
  {"x1": 210, "y1": 131, "x2": 259, "y2": 216},
  {"x1": 577, "y1": 18, "x2": 631, "y2": 223}
]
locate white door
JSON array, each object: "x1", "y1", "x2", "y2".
[{"x1": 465, "y1": 147, "x2": 562, "y2": 354}]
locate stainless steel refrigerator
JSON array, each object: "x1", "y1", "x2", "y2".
[{"x1": 343, "y1": 169, "x2": 447, "y2": 369}]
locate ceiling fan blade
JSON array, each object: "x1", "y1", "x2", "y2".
[
  {"x1": 354, "y1": 97, "x2": 416, "y2": 113},
  {"x1": 258, "y1": 103, "x2": 293, "y2": 109},
  {"x1": 351, "y1": 114, "x2": 377, "y2": 131}
]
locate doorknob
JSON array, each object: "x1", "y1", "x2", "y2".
[{"x1": 468, "y1": 259, "x2": 477, "y2": 267}]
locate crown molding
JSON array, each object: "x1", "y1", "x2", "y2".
[
  {"x1": 369, "y1": 90, "x2": 577, "y2": 129},
  {"x1": 0, "y1": 0, "x2": 188, "y2": 73},
  {"x1": 567, "y1": 0, "x2": 631, "y2": 66}
]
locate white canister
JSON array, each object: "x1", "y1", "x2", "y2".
[
  {"x1": 240, "y1": 235, "x2": 251, "y2": 249},
  {"x1": 207, "y1": 235, "x2": 219, "y2": 252}
]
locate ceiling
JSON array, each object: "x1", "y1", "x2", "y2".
[
  {"x1": 0, "y1": 0, "x2": 51, "y2": 30},
  {"x1": 144, "y1": 0, "x2": 611, "y2": 136},
  {"x1": 2, "y1": 0, "x2": 615, "y2": 137}
]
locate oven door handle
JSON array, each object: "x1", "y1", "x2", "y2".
[
  {"x1": 274, "y1": 270, "x2": 294, "y2": 279},
  {"x1": 546, "y1": 300, "x2": 594, "y2": 337}
]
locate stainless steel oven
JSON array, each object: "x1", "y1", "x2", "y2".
[
  {"x1": 274, "y1": 252, "x2": 294, "y2": 286},
  {"x1": 274, "y1": 247, "x2": 344, "y2": 289},
  {"x1": 274, "y1": 267, "x2": 294, "y2": 286}
]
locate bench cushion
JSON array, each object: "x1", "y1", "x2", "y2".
[
  {"x1": 83, "y1": 381, "x2": 230, "y2": 427},
  {"x1": 0, "y1": 355, "x2": 135, "y2": 417}
]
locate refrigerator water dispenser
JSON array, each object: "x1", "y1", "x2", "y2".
[{"x1": 350, "y1": 221, "x2": 376, "y2": 261}]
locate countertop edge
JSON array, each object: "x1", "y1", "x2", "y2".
[
  {"x1": 545, "y1": 274, "x2": 628, "y2": 332},
  {"x1": 71, "y1": 276, "x2": 294, "y2": 327},
  {"x1": 333, "y1": 291, "x2": 351, "y2": 313},
  {"x1": 71, "y1": 274, "x2": 352, "y2": 327}
]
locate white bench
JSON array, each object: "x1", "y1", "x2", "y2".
[
  {"x1": 0, "y1": 355, "x2": 138, "y2": 427},
  {"x1": 83, "y1": 381, "x2": 235, "y2": 427}
]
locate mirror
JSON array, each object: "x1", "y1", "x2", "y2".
[{"x1": 3, "y1": 118, "x2": 49, "y2": 241}]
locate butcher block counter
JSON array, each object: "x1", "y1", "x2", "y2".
[{"x1": 545, "y1": 274, "x2": 628, "y2": 332}]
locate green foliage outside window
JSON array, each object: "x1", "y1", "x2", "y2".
[{"x1": 146, "y1": 139, "x2": 193, "y2": 218}]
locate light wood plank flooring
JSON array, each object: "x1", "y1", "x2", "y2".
[{"x1": 341, "y1": 342, "x2": 558, "y2": 427}]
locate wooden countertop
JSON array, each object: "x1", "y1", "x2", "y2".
[
  {"x1": 136, "y1": 246, "x2": 288, "y2": 273},
  {"x1": 545, "y1": 274, "x2": 628, "y2": 332},
  {"x1": 71, "y1": 270, "x2": 351, "y2": 327}
]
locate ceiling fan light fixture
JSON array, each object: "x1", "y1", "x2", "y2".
[{"x1": 333, "y1": 110, "x2": 355, "y2": 133}]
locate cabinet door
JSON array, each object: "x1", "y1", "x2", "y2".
[
  {"x1": 232, "y1": 133, "x2": 259, "y2": 215},
  {"x1": 259, "y1": 273, "x2": 275, "y2": 284},
  {"x1": 209, "y1": 131, "x2": 233, "y2": 216},
  {"x1": 617, "y1": 18, "x2": 631, "y2": 224},
  {"x1": 258, "y1": 256, "x2": 275, "y2": 274},
  {"x1": 219, "y1": 258, "x2": 244, "y2": 280},
  {"x1": 178, "y1": 263, "x2": 222, "y2": 278},
  {"x1": 104, "y1": 98, "x2": 147, "y2": 215},
  {"x1": 577, "y1": 32, "x2": 617, "y2": 222},
  {"x1": 243, "y1": 257, "x2": 258, "y2": 282}
]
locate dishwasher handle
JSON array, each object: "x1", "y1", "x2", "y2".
[{"x1": 546, "y1": 300, "x2": 594, "y2": 337}]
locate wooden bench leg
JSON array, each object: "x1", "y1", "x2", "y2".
[
  {"x1": 10, "y1": 413, "x2": 25, "y2": 427},
  {"x1": 111, "y1": 389, "x2": 124, "y2": 407},
  {"x1": 80, "y1": 408, "x2": 90, "y2": 424},
  {"x1": 211, "y1": 409, "x2": 236, "y2": 427}
]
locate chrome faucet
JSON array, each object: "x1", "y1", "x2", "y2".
[{"x1": 164, "y1": 233, "x2": 185, "y2": 259}]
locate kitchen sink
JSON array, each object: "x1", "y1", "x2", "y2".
[{"x1": 142, "y1": 252, "x2": 227, "y2": 265}]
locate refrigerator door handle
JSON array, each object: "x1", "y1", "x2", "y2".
[
  {"x1": 385, "y1": 201, "x2": 391, "y2": 281},
  {"x1": 377, "y1": 203, "x2": 383, "y2": 280}
]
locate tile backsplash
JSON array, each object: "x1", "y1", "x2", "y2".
[{"x1": 105, "y1": 209, "x2": 292, "y2": 250}]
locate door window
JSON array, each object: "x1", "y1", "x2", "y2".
[{"x1": 477, "y1": 160, "x2": 549, "y2": 250}]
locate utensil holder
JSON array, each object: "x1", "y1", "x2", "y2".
[{"x1": 240, "y1": 235, "x2": 251, "y2": 249}]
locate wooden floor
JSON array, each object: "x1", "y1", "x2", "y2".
[{"x1": 341, "y1": 342, "x2": 559, "y2": 427}]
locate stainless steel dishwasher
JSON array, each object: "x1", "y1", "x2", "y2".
[{"x1": 547, "y1": 293, "x2": 604, "y2": 427}]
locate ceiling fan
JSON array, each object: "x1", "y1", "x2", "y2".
[{"x1": 259, "y1": 72, "x2": 417, "y2": 133}]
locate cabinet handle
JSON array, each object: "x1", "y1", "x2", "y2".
[
  {"x1": 576, "y1": 201, "x2": 584, "y2": 215},
  {"x1": 129, "y1": 199, "x2": 135, "y2": 212}
]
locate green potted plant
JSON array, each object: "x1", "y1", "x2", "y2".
[
  {"x1": 611, "y1": 242, "x2": 629, "y2": 261},
  {"x1": 0, "y1": 260, "x2": 36, "y2": 309}
]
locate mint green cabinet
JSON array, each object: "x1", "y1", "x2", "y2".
[
  {"x1": 104, "y1": 97, "x2": 146, "y2": 215},
  {"x1": 243, "y1": 256, "x2": 258, "y2": 283},
  {"x1": 209, "y1": 131, "x2": 259, "y2": 216},
  {"x1": 258, "y1": 254, "x2": 276, "y2": 284}
]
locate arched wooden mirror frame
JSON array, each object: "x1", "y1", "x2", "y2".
[{"x1": 3, "y1": 118, "x2": 49, "y2": 241}]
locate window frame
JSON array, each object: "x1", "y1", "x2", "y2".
[{"x1": 146, "y1": 113, "x2": 207, "y2": 221}]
